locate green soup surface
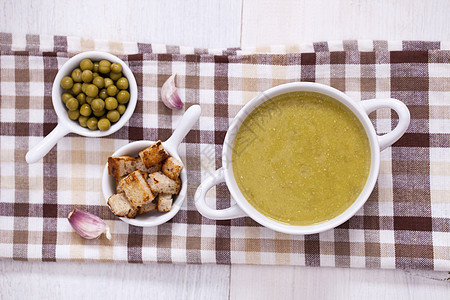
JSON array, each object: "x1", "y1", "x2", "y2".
[{"x1": 232, "y1": 91, "x2": 371, "y2": 225}]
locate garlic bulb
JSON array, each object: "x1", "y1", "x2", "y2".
[
  {"x1": 67, "y1": 209, "x2": 112, "y2": 240},
  {"x1": 161, "y1": 73, "x2": 183, "y2": 110}
]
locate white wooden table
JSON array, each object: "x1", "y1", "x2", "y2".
[{"x1": 1, "y1": 1, "x2": 449, "y2": 299}]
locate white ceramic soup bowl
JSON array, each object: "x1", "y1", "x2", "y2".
[
  {"x1": 102, "y1": 105, "x2": 201, "y2": 227},
  {"x1": 26, "y1": 51, "x2": 138, "y2": 164},
  {"x1": 194, "y1": 82, "x2": 410, "y2": 235}
]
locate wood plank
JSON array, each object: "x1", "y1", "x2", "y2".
[
  {"x1": 230, "y1": 265, "x2": 450, "y2": 300},
  {"x1": 0, "y1": 261, "x2": 230, "y2": 299},
  {"x1": 241, "y1": 0, "x2": 450, "y2": 47},
  {"x1": 0, "y1": 0, "x2": 242, "y2": 48}
]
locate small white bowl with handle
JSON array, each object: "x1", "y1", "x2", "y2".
[
  {"x1": 102, "y1": 105, "x2": 201, "y2": 227},
  {"x1": 25, "y1": 51, "x2": 138, "y2": 164},
  {"x1": 194, "y1": 82, "x2": 410, "y2": 235}
]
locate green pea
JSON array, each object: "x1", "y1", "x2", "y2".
[
  {"x1": 93, "y1": 109, "x2": 106, "y2": 117},
  {"x1": 86, "y1": 96, "x2": 94, "y2": 105},
  {"x1": 78, "y1": 115, "x2": 88, "y2": 128},
  {"x1": 104, "y1": 78, "x2": 114, "y2": 88},
  {"x1": 116, "y1": 90, "x2": 130, "y2": 104},
  {"x1": 87, "y1": 117, "x2": 98, "y2": 130},
  {"x1": 98, "y1": 60, "x2": 111, "y2": 74},
  {"x1": 68, "y1": 109, "x2": 80, "y2": 120},
  {"x1": 91, "y1": 98, "x2": 105, "y2": 112},
  {"x1": 80, "y1": 104, "x2": 92, "y2": 117},
  {"x1": 106, "y1": 85, "x2": 118, "y2": 96},
  {"x1": 109, "y1": 71, "x2": 122, "y2": 81},
  {"x1": 117, "y1": 104, "x2": 126, "y2": 115},
  {"x1": 80, "y1": 58, "x2": 94, "y2": 71},
  {"x1": 116, "y1": 77, "x2": 129, "y2": 90},
  {"x1": 93, "y1": 72, "x2": 99, "y2": 78},
  {"x1": 105, "y1": 97, "x2": 118, "y2": 110},
  {"x1": 81, "y1": 83, "x2": 89, "y2": 93},
  {"x1": 92, "y1": 76, "x2": 105, "y2": 89},
  {"x1": 99, "y1": 89, "x2": 108, "y2": 100},
  {"x1": 71, "y1": 68, "x2": 82, "y2": 83},
  {"x1": 60, "y1": 76, "x2": 73, "y2": 89},
  {"x1": 62, "y1": 92, "x2": 73, "y2": 104},
  {"x1": 76, "y1": 93, "x2": 86, "y2": 105},
  {"x1": 93, "y1": 62, "x2": 100, "y2": 73},
  {"x1": 85, "y1": 84, "x2": 99, "y2": 97},
  {"x1": 71, "y1": 83, "x2": 82, "y2": 95},
  {"x1": 110, "y1": 63, "x2": 122, "y2": 73},
  {"x1": 107, "y1": 110, "x2": 120, "y2": 123},
  {"x1": 65, "y1": 98, "x2": 79, "y2": 111},
  {"x1": 98, "y1": 118, "x2": 111, "y2": 131},
  {"x1": 81, "y1": 70, "x2": 93, "y2": 83}
]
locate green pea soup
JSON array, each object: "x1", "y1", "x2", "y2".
[{"x1": 232, "y1": 91, "x2": 371, "y2": 226}]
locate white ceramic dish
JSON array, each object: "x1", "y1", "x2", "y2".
[
  {"x1": 194, "y1": 82, "x2": 410, "y2": 235},
  {"x1": 102, "y1": 105, "x2": 201, "y2": 227},
  {"x1": 26, "y1": 51, "x2": 138, "y2": 164}
]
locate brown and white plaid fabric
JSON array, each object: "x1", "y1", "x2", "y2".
[{"x1": 0, "y1": 33, "x2": 448, "y2": 270}]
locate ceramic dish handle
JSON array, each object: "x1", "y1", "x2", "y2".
[
  {"x1": 25, "y1": 123, "x2": 71, "y2": 164},
  {"x1": 165, "y1": 105, "x2": 202, "y2": 149},
  {"x1": 360, "y1": 99, "x2": 410, "y2": 151},
  {"x1": 194, "y1": 168, "x2": 247, "y2": 220}
]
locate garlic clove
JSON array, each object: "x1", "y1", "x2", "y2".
[
  {"x1": 161, "y1": 73, "x2": 183, "y2": 110},
  {"x1": 67, "y1": 209, "x2": 111, "y2": 240}
]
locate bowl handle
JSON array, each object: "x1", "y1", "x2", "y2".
[
  {"x1": 359, "y1": 99, "x2": 410, "y2": 151},
  {"x1": 25, "y1": 124, "x2": 71, "y2": 164},
  {"x1": 165, "y1": 105, "x2": 201, "y2": 149},
  {"x1": 194, "y1": 168, "x2": 247, "y2": 220}
]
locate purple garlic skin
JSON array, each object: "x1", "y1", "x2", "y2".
[
  {"x1": 161, "y1": 73, "x2": 183, "y2": 110},
  {"x1": 67, "y1": 209, "x2": 111, "y2": 240}
]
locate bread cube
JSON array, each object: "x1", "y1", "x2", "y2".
[
  {"x1": 107, "y1": 193, "x2": 138, "y2": 218},
  {"x1": 135, "y1": 159, "x2": 162, "y2": 174},
  {"x1": 147, "y1": 171, "x2": 181, "y2": 195},
  {"x1": 108, "y1": 156, "x2": 136, "y2": 180},
  {"x1": 119, "y1": 170, "x2": 156, "y2": 207},
  {"x1": 138, "y1": 200, "x2": 157, "y2": 214},
  {"x1": 162, "y1": 157, "x2": 183, "y2": 180},
  {"x1": 157, "y1": 193, "x2": 173, "y2": 212},
  {"x1": 138, "y1": 140, "x2": 169, "y2": 168}
]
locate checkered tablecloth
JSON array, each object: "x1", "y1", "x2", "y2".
[{"x1": 0, "y1": 33, "x2": 449, "y2": 270}]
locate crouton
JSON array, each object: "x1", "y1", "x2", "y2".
[
  {"x1": 107, "y1": 141, "x2": 183, "y2": 217},
  {"x1": 135, "y1": 159, "x2": 162, "y2": 174},
  {"x1": 157, "y1": 193, "x2": 173, "y2": 212},
  {"x1": 162, "y1": 157, "x2": 183, "y2": 180},
  {"x1": 138, "y1": 199, "x2": 157, "y2": 214},
  {"x1": 108, "y1": 193, "x2": 138, "y2": 218},
  {"x1": 116, "y1": 179, "x2": 123, "y2": 194},
  {"x1": 119, "y1": 170, "x2": 156, "y2": 207},
  {"x1": 147, "y1": 171, "x2": 182, "y2": 195},
  {"x1": 139, "y1": 140, "x2": 169, "y2": 168},
  {"x1": 174, "y1": 177, "x2": 181, "y2": 194},
  {"x1": 108, "y1": 156, "x2": 136, "y2": 180}
]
